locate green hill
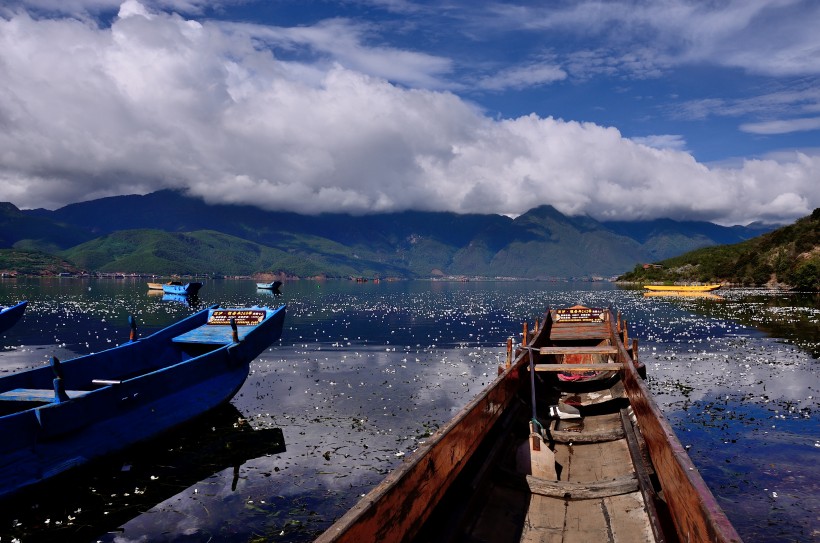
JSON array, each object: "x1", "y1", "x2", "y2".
[
  {"x1": 3, "y1": 190, "x2": 775, "y2": 278},
  {"x1": 618, "y1": 209, "x2": 820, "y2": 290},
  {"x1": 0, "y1": 249, "x2": 83, "y2": 276},
  {"x1": 60, "y1": 229, "x2": 410, "y2": 277}
]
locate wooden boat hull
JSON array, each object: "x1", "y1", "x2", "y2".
[
  {"x1": 162, "y1": 282, "x2": 203, "y2": 295},
  {"x1": 0, "y1": 304, "x2": 286, "y2": 500},
  {"x1": 643, "y1": 284, "x2": 721, "y2": 292},
  {"x1": 146, "y1": 282, "x2": 164, "y2": 290},
  {"x1": 0, "y1": 301, "x2": 27, "y2": 334},
  {"x1": 316, "y1": 306, "x2": 741, "y2": 543}
]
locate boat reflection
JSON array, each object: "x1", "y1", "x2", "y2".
[
  {"x1": 0, "y1": 403, "x2": 286, "y2": 542},
  {"x1": 643, "y1": 290, "x2": 724, "y2": 300},
  {"x1": 162, "y1": 292, "x2": 200, "y2": 307}
]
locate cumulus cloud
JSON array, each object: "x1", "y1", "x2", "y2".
[{"x1": 0, "y1": 1, "x2": 818, "y2": 225}]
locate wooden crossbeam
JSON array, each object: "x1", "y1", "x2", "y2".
[
  {"x1": 525, "y1": 473, "x2": 639, "y2": 500},
  {"x1": 534, "y1": 363, "x2": 620, "y2": 372},
  {"x1": 539, "y1": 346, "x2": 618, "y2": 355}
]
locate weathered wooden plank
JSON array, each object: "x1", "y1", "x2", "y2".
[
  {"x1": 539, "y1": 346, "x2": 618, "y2": 355},
  {"x1": 519, "y1": 493, "x2": 565, "y2": 543},
  {"x1": 620, "y1": 408, "x2": 667, "y2": 543},
  {"x1": 534, "y1": 363, "x2": 620, "y2": 372},
  {"x1": 549, "y1": 426, "x2": 625, "y2": 443},
  {"x1": 564, "y1": 499, "x2": 610, "y2": 543},
  {"x1": 525, "y1": 473, "x2": 639, "y2": 499},
  {"x1": 562, "y1": 437, "x2": 633, "y2": 484},
  {"x1": 605, "y1": 493, "x2": 655, "y2": 542},
  {"x1": 548, "y1": 322, "x2": 610, "y2": 341}
]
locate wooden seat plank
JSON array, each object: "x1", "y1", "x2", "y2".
[
  {"x1": 0, "y1": 388, "x2": 90, "y2": 402},
  {"x1": 525, "y1": 473, "x2": 639, "y2": 499},
  {"x1": 534, "y1": 363, "x2": 620, "y2": 372},
  {"x1": 539, "y1": 346, "x2": 618, "y2": 355}
]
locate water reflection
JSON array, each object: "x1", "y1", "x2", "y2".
[
  {"x1": 0, "y1": 403, "x2": 286, "y2": 542},
  {"x1": 0, "y1": 279, "x2": 817, "y2": 542}
]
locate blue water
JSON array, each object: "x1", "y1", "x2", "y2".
[{"x1": 0, "y1": 278, "x2": 817, "y2": 542}]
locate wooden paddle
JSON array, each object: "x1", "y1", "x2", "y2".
[
  {"x1": 519, "y1": 346, "x2": 557, "y2": 479},
  {"x1": 516, "y1": 420, "x2": 557, "y2": 479}
]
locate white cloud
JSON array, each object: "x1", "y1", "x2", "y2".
[
  {"x1": 0, "y1": 2, "x2": 818, "y2": 225},
  {"x1": 741, "y1": 116, "x2": 820, "y2": 135},
  {"x1": 477, "y1": 61, "x2": 566, "y2": 91}
]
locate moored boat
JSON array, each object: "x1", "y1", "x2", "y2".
[
  {"x1": 256, "y1": 281, "x2": 283, "y2": 291},
  {"x1": 147, "y1": 282, "x2": 164, "y2": 290},
  {"x1": 316, "y1": 305, "x2": 741, "y2": 543},
  {"x1": 644, "y1": 284, "x2": 721, "y2": 292},
  {"x1": 0, "y1": 301, "x2": 27, "y2": 335},
  {"x1": 0, "y1": 304, "x2": 286, "y2": 500},
  {"x1": 162, "y1": 281, "x2": 203, "y2": 295}
]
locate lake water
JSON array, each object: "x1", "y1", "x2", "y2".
[{"x1": 0, "y1": 278, "x2": 817, "y2": 542}]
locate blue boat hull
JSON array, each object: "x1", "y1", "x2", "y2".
[
  {"x1": 256, "y1": 281, "x2": 282, "y2": 290},
  {"x1": 0, "y1": 304, "x2": 286, "y2": 499},
  {"x1": 0, "y1": 301, "x2": 27, "y2": 335},
  {"x1": 162, "y1": 282, "x2": 203, "y2": 295}
]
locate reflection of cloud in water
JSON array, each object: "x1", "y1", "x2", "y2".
[
  {"x1": 109, "y1": 343, "x2": 502, "y2": 541},
  {"x1": 645, "y1": 335, "x2": 816, "y2": 407}
]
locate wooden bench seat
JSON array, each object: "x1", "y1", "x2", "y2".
[
  {"x1": 534, "y1": 363, "x2": 621, "y2": 372},
  {"x1": 538, "y1": 346, "x2": 618, "y2": 355},
  {"x1": 0, "y1": 388, "x2": 90, "y2": 403}
]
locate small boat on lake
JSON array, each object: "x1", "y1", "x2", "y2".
[
  {"x1": 162, "y1": 281, "x2": 203, "y2": 296},
  {"x1": 256, "y1": 281, "x2": 283, "y2": 291},
  {"x1": 0, "y1": 304, "x2": 286, "y2": 500},
  {"x1": 0, "y1": 301, "x2": 27, "y2": 335},
  {"x1": 643, "y1": 284, "x2": 721, "y2": 292},
  {"x1": 316, "y1": 305, "x2": 741, "y2": 543},
  {"x1": 147, "y1": 282, "x2": 164, "y2": 290}
]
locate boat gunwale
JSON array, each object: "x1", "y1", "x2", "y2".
[
  {"x1": 315, "y1": 346, "x2": 528, "y2": 543},
  {"x1": 603, "y1": 315, "x2": 742, "y2": 543}
]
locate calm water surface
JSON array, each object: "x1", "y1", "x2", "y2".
[{"x1": 0, "y1": 278, "x2": 817, "y2": 542}]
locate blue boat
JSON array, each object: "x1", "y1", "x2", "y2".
[
  {"x1": 162, "y1": 281, "x2": 203, "y2": 296},
  {"x1": 256, "y1": 281, "x2": 282, "y2": 291},
  {"x1": 0, "y1": 304, "x2": 286, "y2": 499},
  {"x1": 0, "y1": 301, "x2": 27, "y2": 335}
]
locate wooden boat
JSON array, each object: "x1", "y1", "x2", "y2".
[
  {"x1": 0, "y1": 304, "x2": 286, "y2": 500},
  {"x1": 643, "y1": 284, "x2": 721, "y2": 292},
  {"x1": 162, "y1": 281, "x2": 203, "y2": 295},
  {"x1": 316, "y1": 305, "x2": 741, "y2": 543},
  {"x1": 0, "y1": 301, "x2": 27, "y2": 334},
  {"x1": 256, "y1": 281, "x2": 283, "y2": 291},
  {"x1": 146, "y1": 282, "x2": 164, "y2": 290}
]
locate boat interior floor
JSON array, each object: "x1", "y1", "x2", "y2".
[{"x1": 421, "y1": 386, "x2": 664, "y2": 543}]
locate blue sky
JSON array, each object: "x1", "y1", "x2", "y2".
[{"x1": 0, "y1": 0, "x2": 818, "y2": 225}]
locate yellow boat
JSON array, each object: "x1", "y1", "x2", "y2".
[{"x1": 643, "y1": 284, "x2": 721, "y2": 292}]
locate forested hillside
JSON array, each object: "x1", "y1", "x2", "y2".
[{"x1": 619, "y1": 209, "x2": 820, "y2": 290}]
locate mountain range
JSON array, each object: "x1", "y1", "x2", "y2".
[{"x1": 0, "y1": 190, "x2": 774, "y2": 278}]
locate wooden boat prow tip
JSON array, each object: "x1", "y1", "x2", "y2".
[{"x1": 316, "y1": 304, "x2": 742, "y2": 543}]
